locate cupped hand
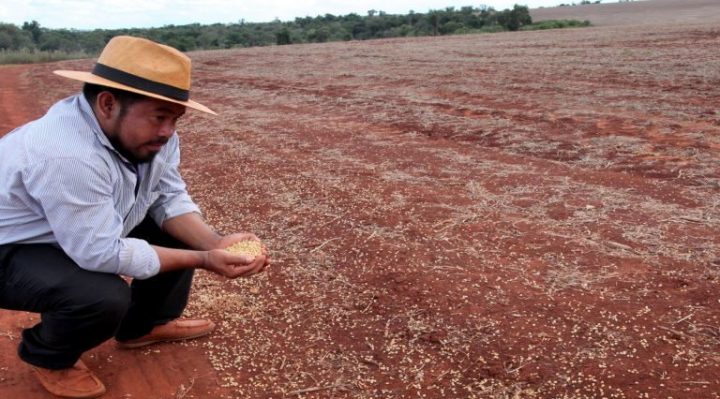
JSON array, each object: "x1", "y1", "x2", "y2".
[
  {"x1": 216, "y1": 233, "x2": 261, "y2": 250},
  {"x1": 213, "y1": 233, "x2": 272, "y2": 276},
  {"x1": 203, "y1": 248, "x2": 268, "y2": 278}
]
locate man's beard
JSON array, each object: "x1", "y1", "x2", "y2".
[
  {"x1": 107, "y1": 134, "x2": 154, "y2": 164},
  {"x1": 106, "y1": 118, "x2": 164, "y2": 164}
]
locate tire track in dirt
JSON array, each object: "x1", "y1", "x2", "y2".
[{"x1": 0, "y1": 64, "x2": 232, "y2": 399}]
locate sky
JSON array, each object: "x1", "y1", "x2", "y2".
[{"x1": 0, "y1": 0, "x2": 606, "y2": 30}]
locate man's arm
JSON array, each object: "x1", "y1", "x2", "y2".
[
  {"x1": 147, "y1": 138, "x2": 269, "y2": 276},
  {"x1": 24, "y1": 157, "x2": 161, "y2": 279},
  {"x1": 156, "y1": 212, "x2": 269, "y2": 277},
  {"x1": 161, "y1": 212, "x2": 222, "y2": 251},
  {"x1": 151, "y1": 244, "x2": 265, "y2": 277}
]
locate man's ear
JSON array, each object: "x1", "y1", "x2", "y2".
[{"x1": 95, "y1": 91, "x2": 119, "y2": 121}]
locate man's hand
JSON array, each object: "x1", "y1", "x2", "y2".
[
  {"x1": 215, "y1": 233, "x2": 271, "y2": 274},
  {"x1": 201, "y1": 248, "x2": 267, "y2": 278},
  {"x1": 157, "y1": 213, "x2": 271, "y2": 277}
]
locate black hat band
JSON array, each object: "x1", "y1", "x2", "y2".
[{"x1": 92, "y1": 63, "x2": 190, "y2": 101}]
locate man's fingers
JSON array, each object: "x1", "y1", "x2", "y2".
[
  {"x1": 249, "y1": 255, "x2": 266, "y2": 274},
  {"x1": 227, "y1": 252, "x2": 254, "y2": 265},
  {"x1": 214, "y1": 251, "x2": 270, "y2": 278},
  {"x1": 227, "y1": 262, "x2": 258, "y2": 277}
]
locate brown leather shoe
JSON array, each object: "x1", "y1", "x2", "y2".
[
  {"x1": 32, "y1": 360, "x2": 106, "y2": 398},
  {"x1": 116, "y1": 319, "x2": 216, "y2": 349}
]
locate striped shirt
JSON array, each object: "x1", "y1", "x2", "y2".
[{"x1": 0, "y1": 94, "x2": 200, "y2": 279}]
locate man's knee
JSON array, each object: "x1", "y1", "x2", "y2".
[
  {"x1": 63, "y1": 275, "x2": 131, "y2": 324},
  {"x1": 97, "y1": 280, "x2": 132, "y2": 322}
]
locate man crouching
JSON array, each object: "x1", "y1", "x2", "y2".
[{"x1": 0, "y1": 35, "x2": 270, "y2": 398}]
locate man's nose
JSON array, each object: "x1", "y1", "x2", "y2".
[{"x1": 159, "y1": 121, "x2": 175, "y2": 137}]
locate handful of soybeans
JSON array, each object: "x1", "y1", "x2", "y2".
[{"x1": 225, "y1": 240, "x2": 263, "y2": 256}]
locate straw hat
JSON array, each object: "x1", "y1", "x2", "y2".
[{"x1": 54, "y1": 35, "x2": 215, "y2": 115}]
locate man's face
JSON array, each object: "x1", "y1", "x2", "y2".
[{"x1": 105, "y1": 97, "x2": 186, "y2": 164}]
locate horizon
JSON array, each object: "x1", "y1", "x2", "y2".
[{"x1": 0, "y1": 0, "x2": 616, "y2": 30}]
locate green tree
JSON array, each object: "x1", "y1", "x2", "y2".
[
  {"x1": 439, "y1": 21, "x2": 462, "y2": 35},
  {"x1": 428, "y1": 11, "x2": 440, "y2": 36},
  {"x1": 308, "y1": 27, "x2": 329, "y2": 42},
  {"x1": 0, "y1": 4, "x2": 592, "y2": 66},
  {"x1": 0, "y1": 23, "x2": 33, "y2": 50},
  {"x1": 276, "y1": 28, "x2": 291, "y2": 45},
  {"x1": 498, "y1": 5, "x2": 532, "y2": 31},
  {"x1": 0, "y1": 31, "x2": 13, "y2": 50},
  {"x1": 21, "y1": 20, "x2": 42, "y2": 44}
]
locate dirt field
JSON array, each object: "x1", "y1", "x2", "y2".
[
  {"x1": 531, "y1": 0, "x2": 720, "y2": 26},
  {"x1": 1, "y1": 1, "x2": 719, "y2": 398}
]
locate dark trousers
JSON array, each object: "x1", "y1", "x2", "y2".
[{"x1": 0, "y1": 217, "x2": 194, "y2": 369}]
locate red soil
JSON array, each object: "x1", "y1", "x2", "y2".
[{"x1": 1, "y1": 3, "x2": 719, "y2": 398}]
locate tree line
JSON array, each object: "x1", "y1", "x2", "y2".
[{"x1": 0, "y1": 5, "x2": 588, "y2": 56}]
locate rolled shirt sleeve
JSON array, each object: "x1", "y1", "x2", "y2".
[{"x1": 23, "y1": 157, "x2": 161, "y2": 279}]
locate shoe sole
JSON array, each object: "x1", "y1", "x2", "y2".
[{"x1": 116, "y1": 330, "x2": 212, "y2": 349}]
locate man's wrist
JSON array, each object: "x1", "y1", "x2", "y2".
[
  {"x1": 199, "y1": 250, "x2": 210, "y2": 270},
  {"x1": 205, "y1": 234, "x2": 223, "y2": 251}
]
